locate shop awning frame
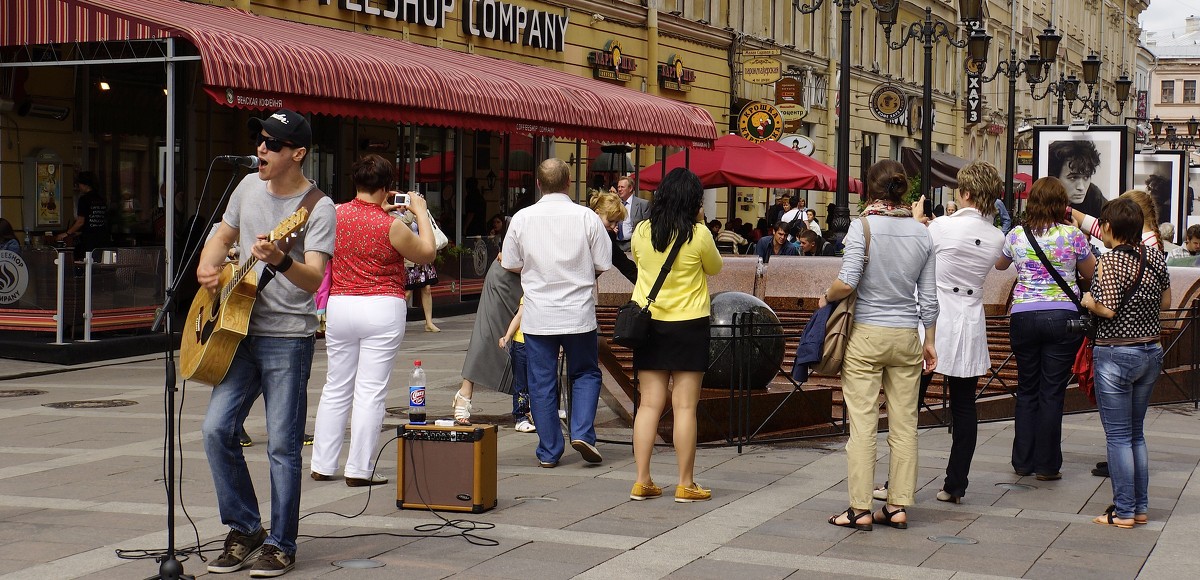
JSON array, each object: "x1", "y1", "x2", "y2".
[{"x1": 0, "y1": 0, "x2": 718, "y2": 148}]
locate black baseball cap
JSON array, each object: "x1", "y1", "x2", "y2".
[{"x1": 247, "y1": 109, "x2": 312, "y2": 149}]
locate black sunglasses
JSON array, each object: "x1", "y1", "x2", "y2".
[{"x1": 255, "y1": 133, "x2": 295, "y2": 153}]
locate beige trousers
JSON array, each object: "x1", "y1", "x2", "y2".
[{"x1": 841, "y1": 322, "x2": 923, "y2": 510}]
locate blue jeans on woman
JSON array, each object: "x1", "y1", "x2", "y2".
[
  {"x1": 1094, "y1": 343, "x2": 1162, "y2": 519},
  {"x1": 1009, "y1": 309, "x2": 1082, "y2": 476},
  {"x1": 509, "y1": 340, "x2": 532, "y2": 420},
  {"x1": 201, "y1": 336, "x2": 313, "y2": 556}
]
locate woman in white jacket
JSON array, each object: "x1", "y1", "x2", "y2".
[{"x1": 922, "y1": 162, "x2": 1006, "y2": 503}]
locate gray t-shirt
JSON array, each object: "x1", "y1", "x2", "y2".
[{"x1": 222, "y1": 175, "x2": 335, "y2": 337}]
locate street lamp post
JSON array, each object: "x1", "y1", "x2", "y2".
[
  {"x1": 971, "y1": 26, "x2": 1063, "y2": 209},
  {"x1": 1068, "y1": 52, "x2": 1133, "y2": 123},
  {"x1": 1030, "y1": 72, "x2": 1080, "y2": 125},
  {"x1": 879, "y1": 5, "x2": 981, "y2": 202},
  {"x1": 1151, "y1": 115, "x2": 1200, "y2": 149},
  {"x1": 792, "y1": 0, "x2": 984, "y2": 235}
]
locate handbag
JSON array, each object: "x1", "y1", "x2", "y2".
[
  {"x1": 811, "y1": 217, "x2": 871, "y2": 376},
  {"x1": 611, "y1": 233, "x2": 687, "y2": 349},
  {"x1": 1073, "y1": 245, "x2": 1146, "y2": 402},
  {"x1": 428, "y1": 210, "x2": 449, "y2": 251}
]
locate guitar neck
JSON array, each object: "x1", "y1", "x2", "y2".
[{"x1": 221, "y1": 256, "x2": 262, "y2": 303}]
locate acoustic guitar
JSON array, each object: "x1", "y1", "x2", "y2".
[{"x1": 180, "y1": 208, "x2": 309, "y2": 385}]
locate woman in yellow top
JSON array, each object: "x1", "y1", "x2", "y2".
[{"x1": 628, "y1": 168, "x2": 723, "y2": 503}]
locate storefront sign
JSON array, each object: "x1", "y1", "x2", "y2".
[
  {"x1": 775, "y1": 78, "x2": 801, "y2": 104},
  {"x1": 779, "y1": 134, "x2": 815, "y2": 156},
  {"x1": 658, "y1": 54, "x2": 696, "y2": 92},
  {"x1": 0, "y1": 250, "x2": 29, "y2": 305},
  {"x1": 776, "y1": 103, "x2": 807, "y2": 132},
  {"x1": 1136, "y1": 90, "x2": 1148, "y2": 121},
  {"x1": 869, "y1": 84, "x2": 906, "y2": 123},
  {"x1": 589, "y1": 40, "x2": 637, "y2": 83},
  {"x1": 332, "y1": 0, "x2": 455, "y2": 29},
  {"x1": 462, "y1": 0, "x2": 568, "y2": 51},
  {"x1": 743, "y1": 58, "x2": 782, "y2": 85},
  {"x1": 738, "y1": 101, "x2": 783, "y2": 143},
  {"x1": 985, "y1": 123, "x2": 1005, "y2": 136},
  {"x1": 742, "y1": 49, "x2": 781, "y2": 57},
  {"x1": 965, "y1": 57, "x2": 983, "y2": 124}
]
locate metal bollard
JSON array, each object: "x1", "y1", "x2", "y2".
[
  {"x1": 81, "y1": 252, "x2": 97, "y2": 342},
  {"x1": 52, "y1": 249, "x2": 67, "y2": 345}
]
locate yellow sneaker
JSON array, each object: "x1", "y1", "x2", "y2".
[
  {"x1": 674, "y1": 483, "x2": 712, "y2": 503},
  {"x1": 630, "y1": 481, "x2": 662, "y2": 501}
]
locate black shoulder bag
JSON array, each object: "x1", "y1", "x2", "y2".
[{"x1": 611, "y1": 233, "x2": 688, "y2": 349}]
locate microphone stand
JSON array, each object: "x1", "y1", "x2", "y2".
[{"x1": 145, "y1": 164, "x2": 243, "y2": 580}]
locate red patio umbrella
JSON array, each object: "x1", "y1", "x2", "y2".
[
  {"x1": 637, "y1": 134, "x2": 821, "y2": 190},
  {"x1": 758, "y1": 139, "x2": 864, "y2": 194},
  {"x1": 1013, "y1": 172, "x2": 1034, "y2": 199}
]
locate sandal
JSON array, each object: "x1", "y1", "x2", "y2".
[
  {"x1": 874, "y1": 505, "x2": 908, "y2": 529},
  {"x1": 452, "y1": 391, "x2": 473, "y2": 426},
  {"x1": 827, "y1": 507, "x2": 873, "y2": 531},
  {"x1": 1094, "y1": 506, "x2": 1134, "y2": 529},
  {"x1": 1107, "y1": 504, "x2": 1148, "y2": 525}
]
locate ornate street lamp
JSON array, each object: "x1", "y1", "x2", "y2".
[
  {"x1": 974, "y1": 24, "x2": 1064, "y2": 209},
  {"x1": 879, "y1": 4, "x2": 978, "y2": 202},
  {"x1": 792, "y1": 0, "x2": 984, "y2": 235},
  {"x1": 1069, "y1": 52, "x2": 1133, "y2": 123}
]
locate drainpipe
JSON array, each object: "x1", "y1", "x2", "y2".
[{"x1": 647, "y1": 3, "x2": 660, "y2": 97}]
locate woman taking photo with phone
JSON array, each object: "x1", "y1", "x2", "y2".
[
  {"x1": 1080, "y1": 197, "x2": 1171, "y2": 528},
  {"x1": 310, "y1": 154, "x2": 436, "y2": 486}
]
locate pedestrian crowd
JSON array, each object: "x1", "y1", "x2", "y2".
[{"x1": 192, "y1": 109, "x2": 1179, "y2": 577}]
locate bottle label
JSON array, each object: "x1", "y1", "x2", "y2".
[{"x1": 409, "y1": 386, "x2": 425, "y2": 407}]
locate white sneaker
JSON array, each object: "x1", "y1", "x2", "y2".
[
  {"x1": 558, "y1": 409, "x2": 567, "y2": 420},
  {"x1": 515, "y1": 419, "x2": 536, "y2": 433}
]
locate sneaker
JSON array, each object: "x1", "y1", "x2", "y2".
[
  {"x1": 238, "y1": 428, "x2": 253, "y2": 448},
  {"x1": 207, "y1": 527, "x2": 267, "y2": 573},
  {"x1": 675, "y1": 483, "x2": 712, "y2": 503},
  {"x1": 303, "y1": 434, "x2": 313, "y2": 446},
  {"x1": 630, "y1": 481, "x2": 663, "y2": 501},
  {"x1": 514, "y1": 419, "x2": 536, "y2": 433},
  {"x1": 571, "y1": 439, "x2": 603, "y2": 463},
  {"x1": 248, "y1": 544, "x2": 294, "y2": 578},
  {"x1": 872, "y1": 483, "x2": 888, "y2": 501}
]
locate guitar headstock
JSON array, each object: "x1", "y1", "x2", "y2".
[{"x1": 269, "y1": 207, "x2": 309, "y2": 242}]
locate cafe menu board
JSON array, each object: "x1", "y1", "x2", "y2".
[{"x1": 24, "y1": 150, "x2": 64, "y2": 228}]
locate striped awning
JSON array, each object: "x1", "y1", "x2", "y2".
[{"x1": 1, "y1": 0, "x2": 717, "y2": 147}]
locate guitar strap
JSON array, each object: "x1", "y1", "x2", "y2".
[{"x1": 258, "y1": 185, "x2": 327, "y2": 292}]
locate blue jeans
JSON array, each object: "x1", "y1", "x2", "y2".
[
  {"x1": 1094, "y1": 343, "x2": 1162, "y2": 519},
  {"x1": 510, "y1": 340, "x2": 531, "y2": 420},
  {"x1": 201, "y1": 336, "x2": 313, "y2": 556},
  {"x1": 1009, "y1": 309, "x2": 1082, "y2": 475},
  {"x1": 524, "y1": 331, "x2": 601, "y2": 464}
]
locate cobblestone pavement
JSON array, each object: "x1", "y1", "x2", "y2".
[{"x1": 0, "y1": 313, "x2": 1197, "y2": 579}]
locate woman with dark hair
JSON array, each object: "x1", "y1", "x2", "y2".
[
  {"x1": 1073, "y1": 189, "x2": 1163, "y2": 252},
  {"x1": 0, "y1": 218, "x2": 19, "y2": 255},
  {"x1": 820, "y1": 159, "x2": 937, "y2": 531},
  {"x1": 996, "y1": 176, "x2": 1095, "y2": 481},
  {"x1": 310, "y1": 154, "x2": 436, "y2": 486},
  {"x1": 628, "y1": 168, "x2": 722, "y2": 503},
  {"x1": 1081, "y1": 197, "x2": 1171, "y2": 528},
  {"x1": 486, "y1": 213, "x2": 507, "y2": 253},
  {"x1": 1048, "y1": 140, "x2": 1106, "y2": 217}
]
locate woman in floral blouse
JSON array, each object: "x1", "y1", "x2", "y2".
[{"x1": 995, "y1": 177, "x2": 1096, "y2": 481}]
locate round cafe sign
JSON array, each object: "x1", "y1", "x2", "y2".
[
  {"x1": 0, "y1": 250, "x2": 29, "y2": 305},
  {"x1": 869, "y1": 84, "x2": 907, "y2": 122},
  {"x1": 738, "y1": 101, "x2": 784, "y2": 143}
]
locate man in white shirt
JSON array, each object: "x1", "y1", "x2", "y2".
[
  {"x1": 502, "y1": 159, "x2": 613, "y2": 467},
  {"x1": 805, "y1": 208, "x2": 823, "y2": 237},
  {"x1": 613, "y1": 176, "x2": 648, "y2": 251}
]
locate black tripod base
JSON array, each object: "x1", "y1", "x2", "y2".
[{"x1": 145, "y1": 556, "x2": 193, "y2": 580}]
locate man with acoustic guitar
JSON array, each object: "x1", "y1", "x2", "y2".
[{"x1": 195, "y1": 109, "x2": 334, "y2": 578}]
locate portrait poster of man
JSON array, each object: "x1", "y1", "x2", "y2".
[
  {"x1": 1033, "y1": 126, "x2": 1133, "y2": 218},
  {"x1": 1133, "y1": 151, "x2": 1187, "y2": 243}
]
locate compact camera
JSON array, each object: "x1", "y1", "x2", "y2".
[{"x1": 391, "y1": 192, "x2": 410, "y2": 207}]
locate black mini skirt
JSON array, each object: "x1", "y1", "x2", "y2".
[{"x1": 632, "y1": 316, "x2": 710, "y2": 372}]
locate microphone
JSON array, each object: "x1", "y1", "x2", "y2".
[{"x1": 216, "y1": 155, "x2": 260, "y2": 169}]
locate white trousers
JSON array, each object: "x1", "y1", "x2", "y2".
[{"x1": 311, "y1": 295, "x2": 407, "y2": 479}]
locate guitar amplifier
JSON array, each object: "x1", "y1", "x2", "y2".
[{"x1": 395, "y1": 423, "x2": 497, "y2": 513}]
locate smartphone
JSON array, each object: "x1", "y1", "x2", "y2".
[
  {"x1": 391, "y1": 192, "x2": 410, "y2": 207},
  {"x1": 923, "y1": 196, "x2": 933, "y2": 217}
]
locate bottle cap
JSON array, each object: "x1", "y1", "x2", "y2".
[{"x1": 414, "y1": 360, "x2": 422, "y2": 366}]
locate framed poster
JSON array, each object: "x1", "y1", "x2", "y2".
[
  {"x1": 1033, "y1": 126, "x2": 1133, "y2": 218},
  {"x1": 1133, "y1": 151, "x2": 1187, "y2": 243},
  {"x1": 22, "y1": 150, "x2": 65, "y2": 229}
]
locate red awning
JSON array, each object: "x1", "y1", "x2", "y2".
[
  {"x1": 757, "y1": 139, "x2": 863, "y2": 194},
  {"x1": 637, "y1": 134, "x2": 821, "y2": 190},
  {"x1": 1, "y1": 0, "x2": 717, "y2": 147}
]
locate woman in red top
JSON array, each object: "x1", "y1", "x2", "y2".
[{"x1": 310, "y1": 155, "x2": 436, "y2": 486}]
